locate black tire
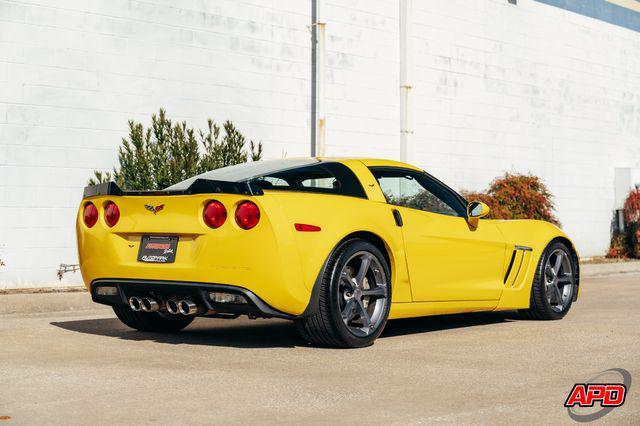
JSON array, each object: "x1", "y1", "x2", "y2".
[
  {"x1": 521, "y1": 240, "x2": 577, "y2": 320},
  {"x1": 295, "y1": 239, "x2": 392, "y2": 348},
  {"x1": 112, "y1": 305, "x2": 194, "y2": 332}
]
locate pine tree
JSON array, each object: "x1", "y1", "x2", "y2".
[{"x1": 89, "y1": 109, "x2": 263, "y2": 190}]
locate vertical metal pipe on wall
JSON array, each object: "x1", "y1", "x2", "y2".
[
  {"x1": 310, "y1": 0, "x2": 326, "y2": 157},
  {"x1": 399, "y1": 0, "x2": 412, "y2": 162},
  {"x1": 310, "y1": 0, "x2": 317, "y2": 156},
  {"x1": 317, "y1": 6, "x2": 326, "y2": 157}
]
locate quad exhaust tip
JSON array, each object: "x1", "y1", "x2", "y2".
[
  {"x1": 166, "y1": 299, "x2": 180, "y2": 315},
  {"x1": 128, "y1": 296, "x2": 142, "y2": 312},
  {"x1": 131, "y1": 296, "x2": 197, "y2": 316},
  {"x1": 141, "y1": 297, "x2": 159, "y2": 313},
  {"x1": 178, "y1": 299, "x2": 198, "y2": 316}
]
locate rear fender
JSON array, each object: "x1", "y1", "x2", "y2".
[
  {"x1": 260, "y1": 191, "x2": 410, "y2": 304},
  {"x1": 297, "y1": 229, "x2": 409, "y2": 319}
]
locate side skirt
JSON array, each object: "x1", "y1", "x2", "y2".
[{"x1": 389, "y1": 300, "x2": 499, "y2": 320}]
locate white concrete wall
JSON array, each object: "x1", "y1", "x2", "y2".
[
  {"x1": 405, "y1": 0, "x2": 640, "y2": 260},
  {"x1": 323, "y1": 0, "x2": 400, "y2": 159},
  {"x1": 1, "y1": 0, "x2": 639, "y2": 287},
  {"x1": 320, "y1": 0, "x2": 640, "y2": 258},
  {"x1": 0, "y1": 0, "x2": 312, "y2": 287}
]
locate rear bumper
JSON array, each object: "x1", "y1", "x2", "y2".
[{"x1": 91, "y1": 278, "x2": 297, "y2": 320}]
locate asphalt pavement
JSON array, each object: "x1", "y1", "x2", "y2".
[{"x1": 0, "y1": 273, "x2": 638, "y2": 424}]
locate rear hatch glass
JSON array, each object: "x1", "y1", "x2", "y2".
[{"x1": 166, "y1": 158, "x2": 320, "y2": 191}]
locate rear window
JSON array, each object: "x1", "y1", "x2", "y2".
[
  {"x1": 166, "y1": 158, "x2": 319, "y2": 191},
  {"x1": 249, "y1": 162, "x2": 367, "y2": 198},
  {"x1": 167, "y1": 160, "x2": 367, "y2": 199}
]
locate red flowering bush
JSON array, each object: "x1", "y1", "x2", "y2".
[
  {"x1": 461, "y1": 173, "x2": 560, "y2": 226},
  {"x1": 623, "y1": 188, "x2": 640, "y2": 225},
  {"x1": 607, "y1": 234, "x2": 629, "y2": 258},
  {"x1": 609, "y1": 188, "x2": 640, "y2": 258}
]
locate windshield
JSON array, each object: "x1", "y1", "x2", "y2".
[{"x1": 166, "y1": 158, "x2": 320, "y2": 190}]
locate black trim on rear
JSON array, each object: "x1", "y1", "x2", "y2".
[
  {"x1": 91, "y1": 279, "x2": 294, "y2": 320},
  {"x1": 83, "y1": 179, "x2": 264, "y2": 198}
]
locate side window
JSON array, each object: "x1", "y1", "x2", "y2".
[
  {"x1": 261, "y1": 176, "x2": 337, "y2": 189},
  {"x1": 249, "y1": 162, "x2": 367, "y2": 198},
  {"x1": 370, "y1": 168, "x2": 465, "y2": 217},
  {"x1": 300, "y1": 177, "x2": 337, "y2": 189}
]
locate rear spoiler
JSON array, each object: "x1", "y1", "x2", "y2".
[{"x1": 83, "y1": 179, "x2": 264, "y2": 198}]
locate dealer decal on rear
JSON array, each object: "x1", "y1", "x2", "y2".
[{"x1": 137, "y1": 235, "x2": 178, "y2": 263}]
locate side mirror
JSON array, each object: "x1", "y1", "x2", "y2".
[{"x1": 467, "y1": 201, "x2": 490, "y2": 228}]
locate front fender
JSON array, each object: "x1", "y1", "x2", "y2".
[{"x1": 493, "y1": 220, "x2": 580, "y2": 309}]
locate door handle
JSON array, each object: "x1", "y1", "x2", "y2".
[{"x1": 392, "y1": 209, "x2": 403, "y2": 227}]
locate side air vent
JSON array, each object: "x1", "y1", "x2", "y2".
[
  {"x1": 503, "y1": 250, "x2": 517, "y2": 283},
  {"x1": 504, "y1": 245, "x2": 533, "y2": 288}
]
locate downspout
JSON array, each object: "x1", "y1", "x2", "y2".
[
  {"x1": 310, "y1": 0, "x2": 326, "y2": 157},
  {"x1": 310, "y1": 0, "x2": 317, "y2": 156},
  {"x1": 399, "y1": 0, "x2": 412, "y2": 162}
]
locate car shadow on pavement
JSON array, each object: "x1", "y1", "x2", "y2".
[
  {"x1": 381, "y1": 312, "x2": 516, "y2": 338},
  {"x1": 51, "y1": 317, "x2": 303, "y2": 348},
  {"x1": 51, "y1": 311, "x2": 518, "y2": 349}
]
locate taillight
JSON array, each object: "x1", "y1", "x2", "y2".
[
  {"x1": 83, "y1": 202, "x2": 98, "y2": 228},
  {"x1": 104, "y1": 201, "x2": 120, "y2": 227},
  {"x1": 203, "y1": 200, "x2": 227, "y2": 228},
  {"x1": 235, "y1": 201, "x2": 260, "y2": 230}
]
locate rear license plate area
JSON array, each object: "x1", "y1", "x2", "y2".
[{"x1": 137, "y1": 236, "x2": 178, "y2": 263}]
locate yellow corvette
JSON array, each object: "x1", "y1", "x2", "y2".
[{"x1": 77, "y1": 158, "x2": 579, "y2": 348}]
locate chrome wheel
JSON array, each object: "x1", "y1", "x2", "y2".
[
  {"x1": 544, "y1": 248, "x2": 574, "y2": 313},
  {"x1": 338, "y1": 251, "x2": 388, "y2": 337}
]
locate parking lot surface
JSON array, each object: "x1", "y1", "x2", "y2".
[{"x1": 1, "y1": 273, "x2": 638, "y2": 424}]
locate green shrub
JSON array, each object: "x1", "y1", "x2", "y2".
[
  {"x1": 88, "y1": 109, "x2": 262, "y2": 190},
  {"x1": 461, "y1": 172, "x2": 560, "y2": 226}
]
